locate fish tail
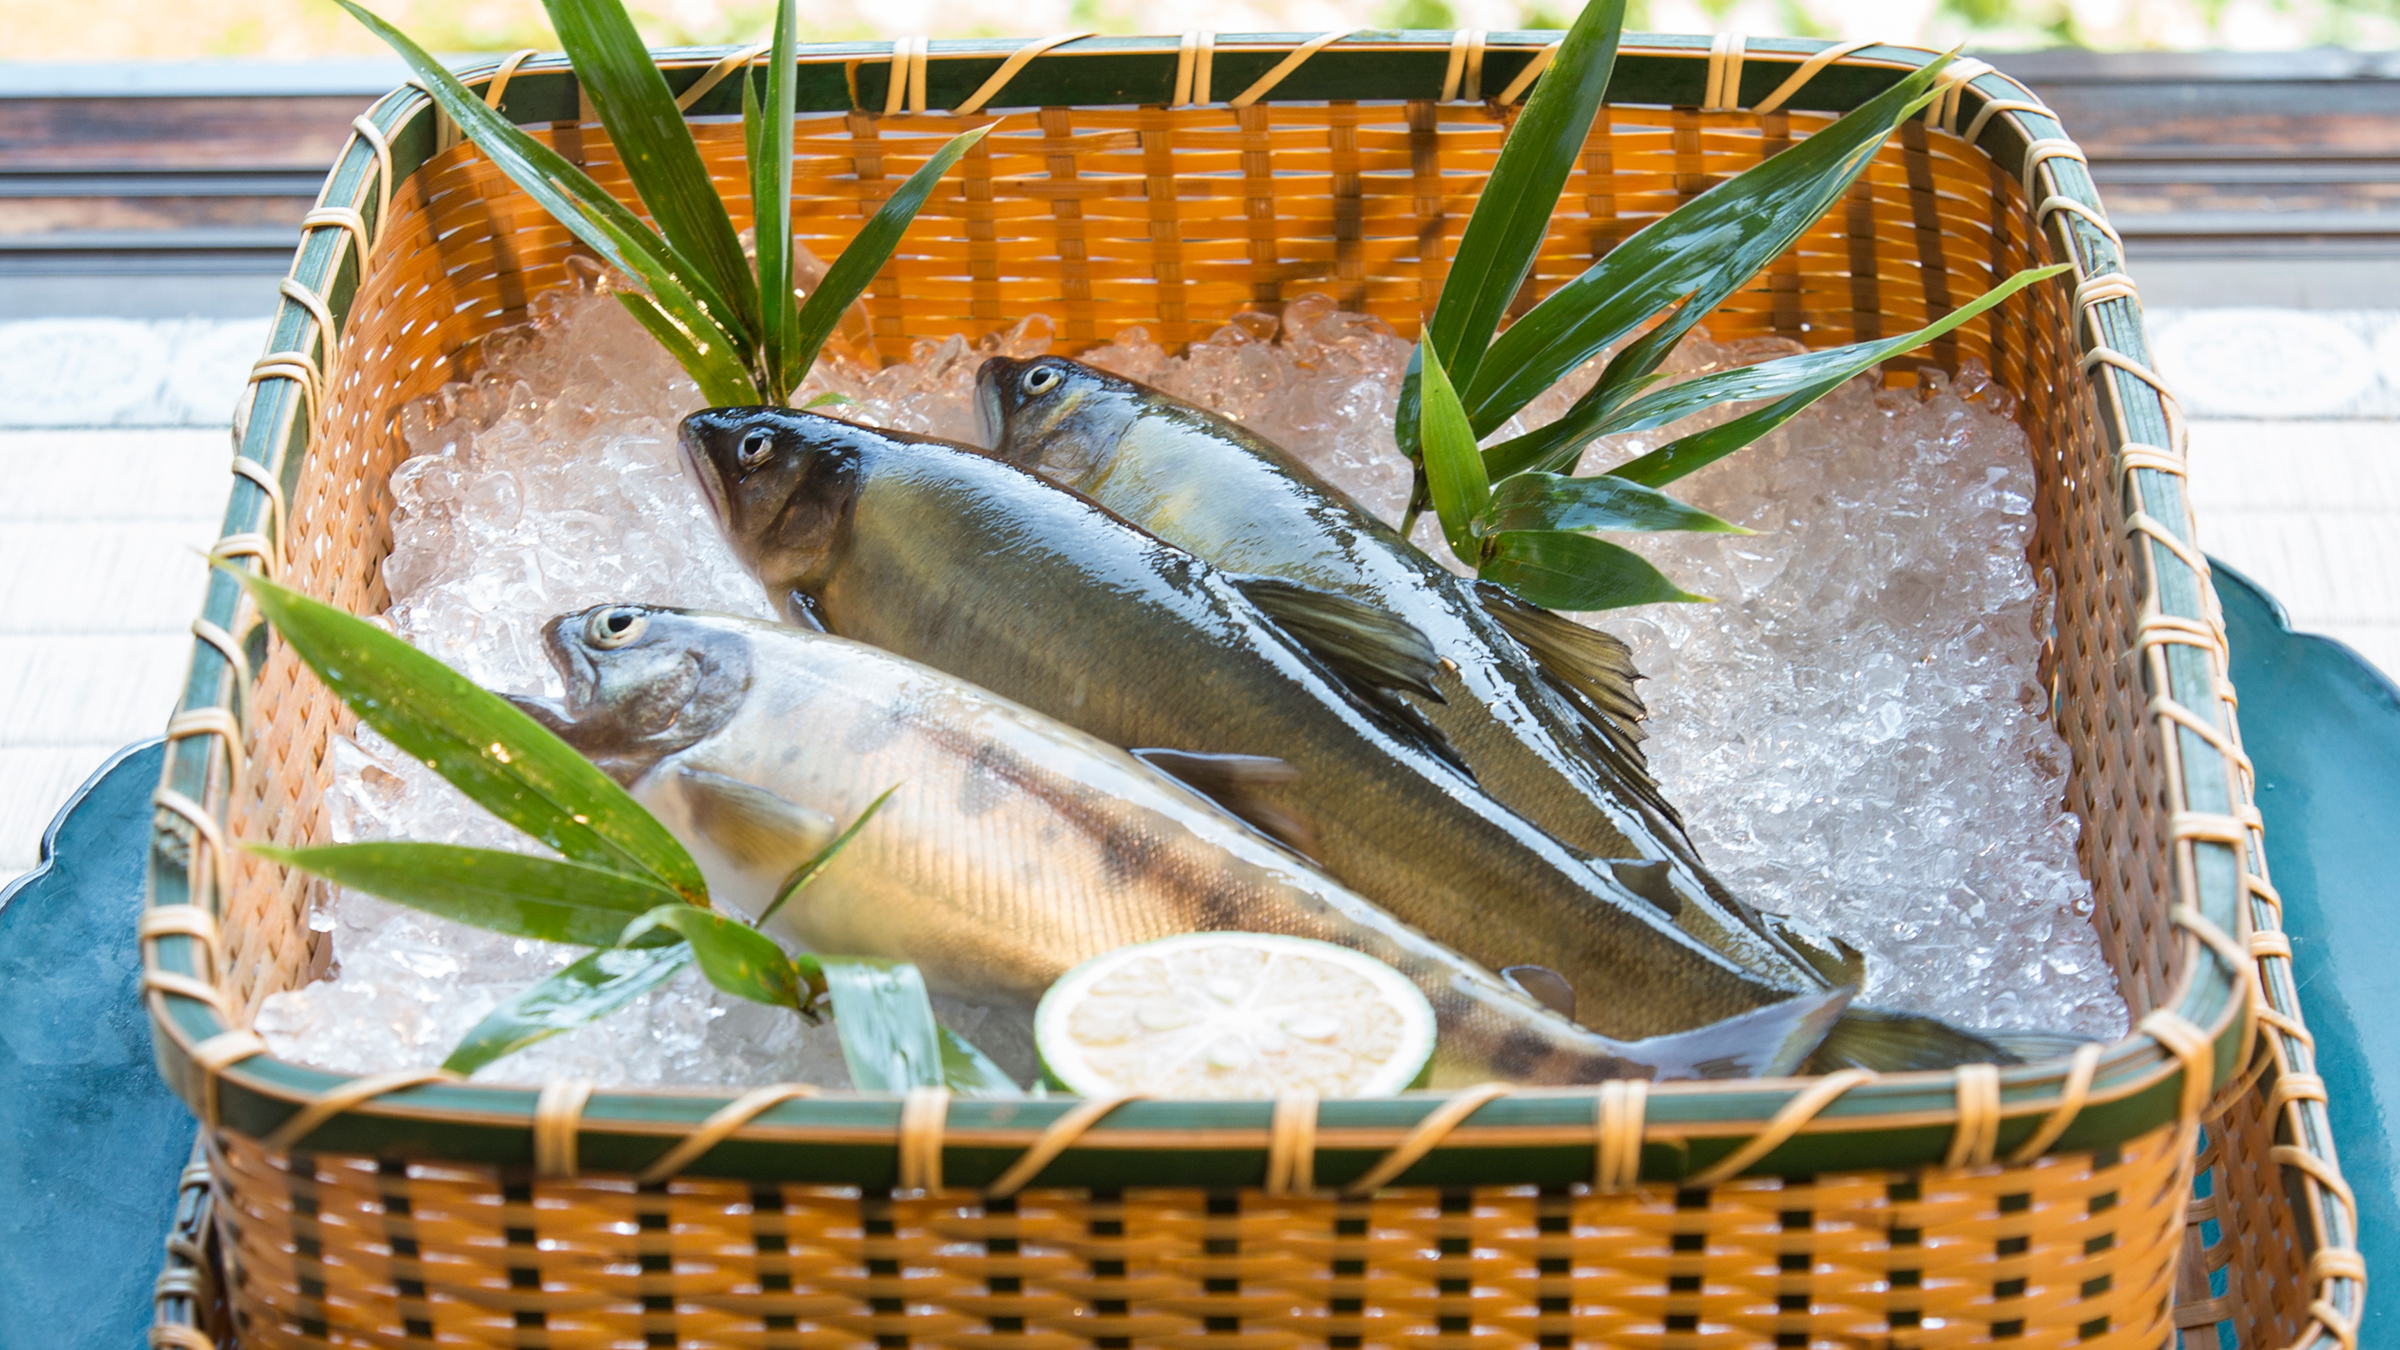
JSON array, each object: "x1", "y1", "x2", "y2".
[
  {"x1": 1438, "y1": 985, "x2": 1851, "y2": 1086},
  {"x1": 1805, "y1": 1004, "x2": 2093, "y2": 1073}
]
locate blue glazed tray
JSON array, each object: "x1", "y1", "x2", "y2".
[
  {"x1": 3, "y1": 561, "x2": 2388, "y2": 1342},
  {"x1": 2214, "y1": 562, "x2": 2396, "y2": 1348},
  {"x1": 0, "y1": 739, "x2": 194, "y2": 1350}
]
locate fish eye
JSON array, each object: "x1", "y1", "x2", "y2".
[
  {"x1": 736, "y1": 428, "x2": 775, "y2": 469},
  {"x1": 1020, "y1": 364, "x2": 1062, "y2": 397},
  {"x1": 587, "y1": 607, "x2": 649, "y2": 649}
]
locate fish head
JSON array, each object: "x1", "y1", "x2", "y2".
[
  {"x1": 678, "y1": 407, "x2": 864, "y2": 592},
  {"x1": 521, "y1": 603, "x2": 753, "y2": 782},
  {"x1": 975, "y1": 355, "x2": 1141, "y2": 490}
]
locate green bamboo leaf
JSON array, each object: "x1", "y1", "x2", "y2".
[
  {"x1": 786, "y1": 124, "x2": 992, "y2": 390},
  {"x1": 1468, "y1": 52, "x2": 1956, "y2": 463},
  {"x1": 442, "y1": 942, "x2": 693, "y2": 1074},
  {"x1": 541, "y1": 0, "x2": 761, "y2": 338},
  {"x1": 335, "y1": 0, "x2": 758, "y2": 402},
  {"x1": 759, "y1": 785, "x2": 898, "y2": 925},
  {"x1": 749, "y1": 0, "x2": 800, "y2": 400},
  {"x1": 1419, "y1": 0, "x2": 1626, "y2": 398},
  {"x1": 937, "y1": 1025, "x2": 1025, "y2": 1099},
  {"x1": 821, "y1": 956, "x2": 944, "y2": 1091},
  {"x1": 821, "y1": 956, "x2": 1014, "y2": 1095},
  {"x1": 618, "y1": 291, "x2": 758, "y2": 407},
  {"x1": 621, "y1": 904, "x2": 817, "y2": 1008},
  {"x1": 1480, "y1": 471, "x2": 1747, "y2": 536},
  {"x1": 1608, "y1": 264, "x2": 2071, "y2": 487},
  {"x1": 1416, "y1": 342, "x2": 1490, "y2": 565},
  {"x1": 1479, "y1": 531, "x2": 1708, "y2": 611},
  {"x1": 225, "y1": 568, "x2": 707, "y2": 899},
  {"x1": 247, "y1": 842, "x2": 684, "y2": 946}
]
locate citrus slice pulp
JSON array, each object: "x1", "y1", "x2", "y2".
[{"x1": 1034, "y1": 933, "x2": 1436, "y2": 1099}]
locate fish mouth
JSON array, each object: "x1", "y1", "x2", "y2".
[
  {"x1": 677, "y1": 415, "x2": 730, "y2": 527},
  {"x1": 973, "y1": 359, "x2": 1008, "y2": 451},
  {"x1": 539, "y1": 611, "x2": 602, "y2": 715}
]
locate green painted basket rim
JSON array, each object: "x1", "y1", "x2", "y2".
[{"x1": 143, "y1": 33, "x2": 2263, "y2": 1192}]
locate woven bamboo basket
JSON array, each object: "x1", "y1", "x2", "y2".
[{"x1": 141, "y1": 32, "x2": 2360, "y2": 1350}]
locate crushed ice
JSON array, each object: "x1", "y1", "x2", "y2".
[{"x1": 255, "y1": 277, "x2": 2125, "y2": 1087}]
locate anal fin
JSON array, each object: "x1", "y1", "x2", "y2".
[
  {"x1": 1131, "y1": 748, "x2": 1320, "y2": 860},
  {"x1": 1804, "y1": 1005, "x2": 2094, "y2": 1073},
  {"x1": 1502, "y1": 965, "x2": 1577, "y2": 1022},
  {"x1": 1621, "y1": 987, "x2": 1853, "y2": 1081}
]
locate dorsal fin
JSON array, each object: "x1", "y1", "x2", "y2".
[
  {"x1": 1476, "y1": 581, "x2": 1647, "y2": 730},
  {"x1": 1230, "y1": 574, "x2": 1445, "y2": 702},
  {"x1": 1129, "y1": 748, "x2": 1320, "y2": 860},
  {"x1": 1474, "y1": 582, "x2": 1678, "y2": 819},
  {"x1": 1227, "y1": 574, "x2": 1474, "y2": 781}
]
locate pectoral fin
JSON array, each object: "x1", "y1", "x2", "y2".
[
  {"x1": 1231, "y1": 574, "x2": 1445, "y2": 702},
  {"x1": 1131, "y1": 748, "x2": 1320, "y2": 860},
  {"x1": 672, "y1": 766, "x2": 840, "y2": 873}
]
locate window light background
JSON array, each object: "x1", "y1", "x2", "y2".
[{"x1": 1, "y1": 0, "x2": 2393, "y2": 62}]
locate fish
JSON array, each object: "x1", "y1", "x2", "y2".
[
  {"x1": 676, "y1": 405, "x2": 1892, "y2": 1061},
  {"x1": 510, "y1": 602, "x2": 1852, "y2": 1084},
  {"x1": 972, "y1": 354, "x2": 1855, "y2": 987}
]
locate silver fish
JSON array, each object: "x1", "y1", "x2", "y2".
[{"x1": 513, "y1": 603, "x2": 1850, "y2": 1085}]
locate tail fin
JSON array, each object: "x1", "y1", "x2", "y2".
[
  {"x1": 1807, "y1": 1006, "x2": 2098, "y2": 1073},
  {"x1": 1623, "y1": 987, "x2": 1853, "y2": 1080}
]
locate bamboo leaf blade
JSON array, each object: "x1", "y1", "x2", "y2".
[
  {"x1": 618, "y1": 292, "x2": 758, "y2": 407},
  {"x1": 937, "y1": 1025, "x2": 1025, "y2": 1099},
  {"x1": 821, "y1": 957, "x2": 947, "y2": 1092},
  {"x1": 1479, "y1": 531, "x2": 1707, "y2": 611},
  {"x1": 748, "y1": 0, "x2": 800, "y2": 400},
  {"x1": 759, "y1": 785, "x2": 898, "y2": 925},
  {"x1": 786, "y1": 125, "x2": 991, "y2": 389},
  {"x1": 442, "y1": 943, "x2": 694, "y2": 1074},
  {"x1": 540, "y1": 0, "x2": 761, "y2": 337},
  {"x1": 1462, "y1": 53, "x2": 1954, "y2": 438},
  {"x1": 1481, "y1": 472, "x2": 1747, "y2": 536},
  {"x1": 620, "y1": 905, "x2": 817, "y2": 1009},
  {"x1": 335, "y1": 0, "x2": 757, "y2": 400},
  {"x1": 1419, "y1": 0, "x2": 1627, "y2": 398},
  {"x1": 249, "y1": 842, "x2": 688, "y2": 946},
  {"x1": 227, "y1": 568, "x2": 708, "y2": 898},
  {"x1": 1608, "y1": 264, "x2": 2070, "y2": 488},
  {"x1": 1416, "y1": 342, "x2": 1491, "y2": 564}
]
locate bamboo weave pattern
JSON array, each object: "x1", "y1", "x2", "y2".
[{"x1": 137, "y1": 35, "x2": 2357, "y2": 1350}]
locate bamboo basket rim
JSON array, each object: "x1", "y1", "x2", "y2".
[{"x1": 132, "y1": 37, "x2": 2353, "y2": 1337}]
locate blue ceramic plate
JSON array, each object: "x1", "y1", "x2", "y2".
[{"x1": 2217, "y1": 561, "x2": 2395, "y2": 1341}]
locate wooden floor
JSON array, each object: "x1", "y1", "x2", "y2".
[{"x1": 0, "y1": 306, "x2": 2388, "y2": 888}]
